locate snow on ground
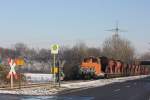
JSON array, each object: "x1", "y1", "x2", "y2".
[
  {"x1": 62, "y1": 75, "x2": 149, "y2": 89},
  {"x1": 0, "y1": 75, "x2": 149, "y2": 95},
  {"x1": 0, "y1": 86, "x2": 65, "y2": 95}
]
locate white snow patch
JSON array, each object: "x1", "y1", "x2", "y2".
[{"x1": 61, "y1": 75, "x2": 150, "y2": 89}]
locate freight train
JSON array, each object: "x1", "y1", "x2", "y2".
[{"x1": 79, "y1": 56, "x2": 150, "y2": 79}]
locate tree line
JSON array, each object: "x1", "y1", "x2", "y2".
[{"x1": 0, "y1": 35, "x2": 149, "y2": 79}]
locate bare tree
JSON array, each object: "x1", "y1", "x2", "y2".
[
  {"x1": 14, "y1": 43, "x2": 28, "y2": 57},
  {"x1": 102, "y1": 35, "x2": 135, "y2": 63},
  {"x1": 61, "y1": 43, "x2": 87, "y2": 79},
  {"x1": 61, "y1": 43, "x2": 102, "y2": 79},
  {"x1": 140, "y1": 52, "x2": 150, "y2": 60},
  {"x1": 37, "y1": 49, "x2": 50, "y2": 62},
  {"x1": 87, "y1": 47, "x2": 101, "y2": 57}
]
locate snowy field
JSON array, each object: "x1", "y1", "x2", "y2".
[{"x1": 24, "y1": 73, "x2": 53, "y2": 83}]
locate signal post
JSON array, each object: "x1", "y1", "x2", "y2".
[{"x1": 51, "y1": 44, "x2": 59, "y2": 86}]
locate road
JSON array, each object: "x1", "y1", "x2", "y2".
[
  {"x1": 0, "y1": 76, "x2": 150, "y2": 100},
  {"x1": 58, "y1": 76, "x2": 150, "y2": 100}
]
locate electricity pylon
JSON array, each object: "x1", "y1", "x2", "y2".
[{"x1": 106, "y1": 21, "x2": 127, "y2": 37}]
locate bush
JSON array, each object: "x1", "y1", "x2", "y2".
[
  {"x1": 0, "y1": 64, "x2": 26, "y2": 85},
  {"x1": 0, "y1": 64, "x2": 9, "y2": 84}
]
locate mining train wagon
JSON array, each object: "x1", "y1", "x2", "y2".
[{"x1": 79, "y1": 56, "x2": 150, "y2": 79}]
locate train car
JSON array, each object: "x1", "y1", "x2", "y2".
[
  {"x1": 79, "y1": 56, "x2": 150, "y2": 79},
  {"x1": 80, "y1": 57, "x2": 103, "y2": 79}
]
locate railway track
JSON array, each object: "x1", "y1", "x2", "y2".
[{"x1": 0, "y1": 82, "x2": 53, "y2": 90}]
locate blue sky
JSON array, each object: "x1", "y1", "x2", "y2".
[{"x1": 0, "y1": 0, "x2": 150, "y2": 54}]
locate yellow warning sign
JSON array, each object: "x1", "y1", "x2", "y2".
[
  {"x1": 15, "y1": 58, "x2": 25, "y2": 66},
  {"x1": 51, "y1": 67, "x2": 58, "y2": 74}
]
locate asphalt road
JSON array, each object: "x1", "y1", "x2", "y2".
[
  {"x1": 58, "y1": 76, "x2": 150, "y2": 100},
  {"x1": 0, "y1": 77, "x2": 150, "y2": 100}
]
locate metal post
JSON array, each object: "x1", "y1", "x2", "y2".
[
  {"x1": 11, "y1": 74, "x2": 13, "y2": 89},
  {"x1": 19, "y1": 66, "x2": 21, "y2": 89},
  {"x1": 58, "y1": 65, "x2": 60, "y2": 87},
  {"x1": 53, "y1": 54, "x2": 56, "y2": 85}
]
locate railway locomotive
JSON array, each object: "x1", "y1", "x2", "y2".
[{"x1": 79, "y1": 56, "x2": 150, "y2": 79}]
